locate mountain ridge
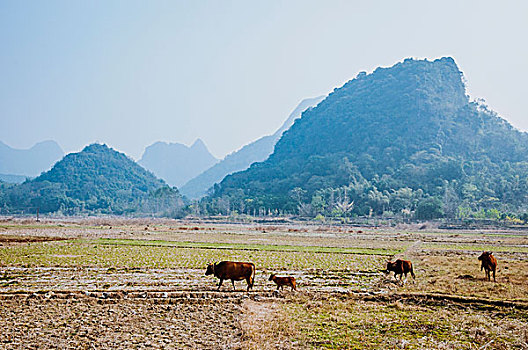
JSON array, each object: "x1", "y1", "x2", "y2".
[
  {"x1": 139, "y1": 138, "x2": 218, "y2": 188},
  {"x1": 0, "y1": 140, "x2": 64, "y2": 178},
  {"x1": 180, "y1": 96, "x2": 325, "y2": 199}
]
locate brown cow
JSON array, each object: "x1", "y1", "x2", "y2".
[
  {"x1": 269, "y1": 274, "x2": 297, "y2": 291},
  {"x1": 386, "y1": 259, "x2": 415, "y2": 283},
  {"x1": 478, "y1": 251, "x2": 497, "y2": 282},
  {"x1": 205, "y1": 261, "x2": 255, "y2": 291}
]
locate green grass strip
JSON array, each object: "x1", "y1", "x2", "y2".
[{"x1": 87, "y1": 238, "x2": 400, "y2": 256}]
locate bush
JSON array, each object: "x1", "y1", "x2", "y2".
[{"x1": 414, "y1": 197, "x2": 444, "y2": 220}]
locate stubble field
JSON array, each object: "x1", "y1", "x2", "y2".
[{"x1": 1, "y1": 218, "x2": 527, "y2": 349}]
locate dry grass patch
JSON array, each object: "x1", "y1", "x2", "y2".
[
  {"x1": 272, "y1": 295, "x2": 528, "y2": 349},
  {"x1": 240, "y1": 300, "x2": 296, "y2": 349},
  {"x1": 398, "y1": 255, "x2": 528, "y2": 301}
]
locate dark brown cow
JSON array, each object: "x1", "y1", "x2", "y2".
[
  {"x1": 205, "y1": 261, "x2": 255, "y2": 291},
  {"x1": 386, "y1": 259, "x2": 415, "y2": 282},
  {"x1": 269, "y1": 274, "x2": 297, "y2": 291},
  {"x1": 478, "y1": 251, "x2": 497, "y2": 282}
]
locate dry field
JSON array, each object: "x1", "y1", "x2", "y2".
[{"x1": 1, "y1": 218, "x2": 527, "y2": 349}]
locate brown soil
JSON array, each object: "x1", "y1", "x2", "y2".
[
  {"x1": 0, "y1": 296, "x2": 244, "y2": 349},
  {"x1": 0, "y1": 235, "x2": 68, "y2": 243}
]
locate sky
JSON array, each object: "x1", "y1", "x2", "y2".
[{"x1": 1, "y1": 0, "x2": 527, "y2": 160}]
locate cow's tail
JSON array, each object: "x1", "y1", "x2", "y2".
[
  {"x1": 410, "y1": 264, "x2": 416, "y2": 279},
  {"x1": 249, "y1": 263, "x2": 256, "y2": 289}
]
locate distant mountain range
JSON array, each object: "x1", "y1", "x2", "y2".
[
  {"x1": 210, "y1": 57, "x2": 528, "y2": 218},
  {"x1": 180, "y1": 96, "x2": 325, "y2": 199},
  {"x1": 138, "y1": 139, "x2": 218, "y2": 188},
  {"x1": 4, "y1": 57, "x2": 528, "y2": 220},
  {"x1": 0, "y1": 140, "x2": 63, "y2": 180},
  {"x1": 0, "y1": 174, "x2": 28, "y2": 184},
  {"x1": 0, "y1": 143, "x2": 183, "y2": 215}
]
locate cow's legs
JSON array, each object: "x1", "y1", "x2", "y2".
[
  {"x1": 217, "y1": 278, "x2": 224, "y2": 291},
  {"x1": 246, "y1": 277, "x2": 252, "y2": 292},
  {"x1": 232, "y1": 279, "x2": 236, "y2": 291},
  {"x1": 246, "y1": 277, "x2": 252, "y2": 291},
  {"x1": 493, "y1": 269, "x2": 496, "y2": 282}
]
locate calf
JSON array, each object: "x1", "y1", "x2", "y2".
[
  {"x1": 205, "y1": 261, "x2": 255, "y2": 291},
  {"x1": 386, "y1": 259, "x2": 415, "y2": 283},
  {"x1": 478, "y1": 251, "x2": 497, "y2": 282},
  {"x1": 269, "y1": 274, "x2": 297, "y2": 291}
]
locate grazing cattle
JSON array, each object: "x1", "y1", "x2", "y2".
[
  {"x1": 205, "y1": 261, "x2": 255, "y2": 291},
  {"x1": 386, "y1": 259, "x2": 415, "y2": 283},
  {"x1": 269, "y1": 274, "x2": 297, "y2": 291},
  {"x1": 478, "y1": 251, "x2": 497, "y2": 282}
]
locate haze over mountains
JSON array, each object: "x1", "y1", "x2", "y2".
[
  {"x1": 0, "y1": 140, "x2": 63, "y2": 182},
  {"x1": 3, "y1": 57, "x2": 528, "y2": 220},
  {"x1": 138, "y1": 139, "x2": 218, "y2": 188},
  {"x1": 180, "y1": 96, "x2": 325, "y2": 199}
]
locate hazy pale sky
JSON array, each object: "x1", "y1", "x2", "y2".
[{"x1": 1, "y1": 0, "x2": 527, "y2": 159}]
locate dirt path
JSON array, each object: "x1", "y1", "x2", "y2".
[
  {"x1": 240, "y1": 299, "x2": 294, "y2": 350},
  {"x1": 399, "y1": 239, "x2": 422, "y2": 257}
]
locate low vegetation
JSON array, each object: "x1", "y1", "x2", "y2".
[
  {"x1": 0, "y1": 238, "x2": 388, "y2": 272},
  {"x1": 272, "y1": 295, "x2": 528, "y2": 349}
]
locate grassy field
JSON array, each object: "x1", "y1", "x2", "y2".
[
  {"x1": 0, "y1": 239, "x2": 389, "y2": 271},
  {"x1": 262, "y1": 295, "x2": 528, "y2": 349},
  {"x1": 1, "y1": 218, "x2": 528, "y2": 349}
]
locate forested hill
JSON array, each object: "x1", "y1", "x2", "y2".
[
  {"x1": 210, "y1": 57, "x2": 528, "y2": 218},
  {"x1": 1, "y1": 144, "x2": 183, "y2": 215}
]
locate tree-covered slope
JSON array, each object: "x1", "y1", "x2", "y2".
[
  {"x1": 1, "y1": 144, "x2": 183, "y2": 215},
  {"x1": 180, "y1": 96, "x2": 324, "y2": 199},
  {"x1": 209, "y1": 57, "x2": 528, "y2": 218}
]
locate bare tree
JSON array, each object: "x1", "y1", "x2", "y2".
[
  {"x1": 335, "y1": 187, "x2": 354, "y2": 216},
  {"x1": 298, "y1": 203, "x2": 316, "y2": 217}
]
